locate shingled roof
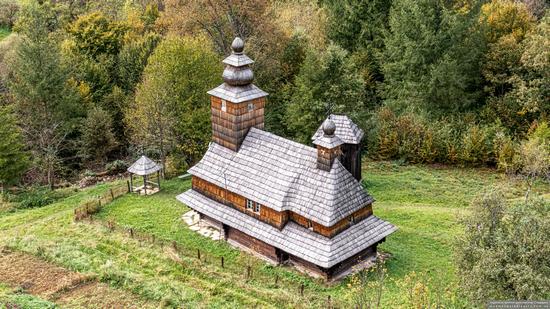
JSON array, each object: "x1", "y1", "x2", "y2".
[
  {"x1": 312, "y1": 115, "x2": 364, "y2": 144},
  {"x1": 178, "y1": 190, "x2": 396, "y2": 268},
  {"x1": 127, "y1": 155, "x2": 161, "y2": 176},
  {"x1": 187, "y1": 128, "x2": 374, "y2": 226}
]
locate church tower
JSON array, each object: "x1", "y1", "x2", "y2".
[{"x1": 207, "y1": 37, "x2": 268, "y2": 151}]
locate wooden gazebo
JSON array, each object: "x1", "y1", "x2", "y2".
[{"x1": 127, "y1": 155, "x2": 162, "y2": 195}]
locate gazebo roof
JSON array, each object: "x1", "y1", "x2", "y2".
[{"x1": 127, "y1": 155, "x2": 162, "y2": 176}]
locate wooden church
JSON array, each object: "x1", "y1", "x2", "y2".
[{"x1": 177, "y1": 37, "x2": 396, "y2": 280}]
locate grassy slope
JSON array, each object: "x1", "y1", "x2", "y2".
[
  {"x1": 0, "y1": 162, "x2": 547, "y2": 307},
  {"x1": 0, "y1": 27, "x2": 10, "y2": 41}
]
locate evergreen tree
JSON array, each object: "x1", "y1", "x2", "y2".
[
  {"x1": 0, "y1": 105, "x2": 28, "y2": 189},
  {"x1": 381, "y1": 0, "x2": 485, "y2": 114},
  {"x1": 285, "y1": 44, "x2": 365, "y2": 143},
  {"x1": 324, "y1": 0, "x2": 391, "y2": 53},
  {"x1": 8, "y1": 1, "x2": 82, "y2": 188},
  {"x1": 79, "y1": 107, "x2": 117, "y2": 164}
]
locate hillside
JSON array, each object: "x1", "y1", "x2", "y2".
[{"x1": 1, "y1": 162, "x2": 547, "y2": 308}]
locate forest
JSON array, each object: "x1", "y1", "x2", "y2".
[
  {"x1": 0, "y1": 0, "x2": 548, "y2": 189},
  {"x1": 0, "y1": 0, "x2": 549, "y2": 307}
]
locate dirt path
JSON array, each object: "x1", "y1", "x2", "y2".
[{"x1": 0, "y1": 249, "x2": 156, "y2": 308}]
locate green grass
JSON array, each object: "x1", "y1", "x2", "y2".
[
  {"x1": 0, "y1": 161, "x2": 548, "y2": 307},
  {"x1": 0, "y1": 27, "x2": 10, "y2": 41},
  {"x1": 0, "y1": 283, "x2": 58, "y2": 309}
]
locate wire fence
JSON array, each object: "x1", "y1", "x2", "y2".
[
  {"x1": 73, "y1": 183, "x2": 129, "y2": 221},
  {"x1": 72, "y1": 183, "x2": 337, "y2": 307}
]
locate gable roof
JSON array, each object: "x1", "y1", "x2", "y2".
[
  {"x1": 177, "y1": 189, "x2": 396, "y2": 268},
  {"x1": 312, "y1": 115, "x2": 364, "y2": 144},
  {"x1": 127, "y1": 155, "x2": 161, "y2": 176},
  {"x1": 188, "y1": 128, "x2": 373, "y2": 226}
]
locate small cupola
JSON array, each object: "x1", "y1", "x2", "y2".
[{"x1": 313, "y1": 119, "x2": 343, "y2": 171}]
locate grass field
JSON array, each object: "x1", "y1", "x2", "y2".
[
  {"x1": 0, "y1": 27, "x2": 10, "y2": 41},
  {"x1": 0, "y1": 161, "x2": 548, "y2": 307}
]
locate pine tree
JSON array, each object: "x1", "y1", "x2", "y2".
[
  {"x1": 0, "y1": 105, "x2": 28, "y2": 190},
  {"x1": 380, "y1": 0, "x2": 485, "y2": 114},
  {"x1": 8, "y1": 1, "x2": 83, "y2": 189},
  {"x1": 285, "y1": 44, "x2": 365, "y2": 143}
]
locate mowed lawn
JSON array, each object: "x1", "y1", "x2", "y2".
[{"x1": 1, "y1": 162, "x2": 547, "y2": 308}]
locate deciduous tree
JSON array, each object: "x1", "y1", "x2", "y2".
[{"x1": 125, "y1": 36, "x2": 219, "y2": 171}]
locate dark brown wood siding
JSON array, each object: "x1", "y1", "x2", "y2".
[
  {"x1": 192, "y1": 176, "x2": 373, "y2": 238},
  {"x1": 226, "y1": 227, "x2": 278, "y2": 262},
  {"x1": 192, "y1": 176, "x2": 285, "y2": 229}
]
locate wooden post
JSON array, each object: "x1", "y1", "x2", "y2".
[
  {"x1": 300, "y1": 284, "x2": 304, "y2": 296},
  {"x1": 157, "y1": 170, "x2": 161, "y2": 190},
  {"x1": 221, "y1": 256, "x2": 224, "y2": 268},
  {"x1": 275, "y1": 275, "x2": 279, "y2": 286},
  {"x1": 246, "y1": 266, "x2": 251, "y2": 279},
  {"x1": 130, "y1": 228, "x2": 134, "y2": 238},
  {"x1": 127, "y1": 180, "x2": 130, "y2": 193},
  {"x1": 144, "y1": 174, "x2": 147, "y2": 195},
  {"x1": 110, "y1": 188, "x2": 114, "y2": 201},
  {"x1": 197, "y1": 249, "x2": 201, "y2": 260},
  {"x1": 129, "y1": 175, "x2": 133, "y2": 193}
]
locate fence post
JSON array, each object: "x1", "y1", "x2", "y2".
[
  {"x1": 127, "y1": 180, "x2": 131, "y2": 193},
  {"x1": 197, "y1": 249, "x2": 201, "y2": 260},
  {"x1": 300, "y1": 284, "x2": 304, "y2": 296},
  {"x1": 221, "y1": 256, "x2": 224, "y2": 268},
  {"x1": 110, "y1": 188, "x2": 114, "y2": 200},
  {"x1": 275, "y1": 275, "x2": 279, "y2": 286}
]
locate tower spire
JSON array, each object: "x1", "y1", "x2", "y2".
[{"x1": 207, "y1": 37, "x2": 268, "y2": 151}]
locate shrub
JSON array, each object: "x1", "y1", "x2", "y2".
[
  {"x1": 0, "y1": 0, "x2": 19, "y2": 28},
  {"x1": 456, "y1": 189, "x2": 550, "y2": 303},
  {"x1": 106, "y1": 160, "x2": 128, "y2": 174},
  {"x1": 8, "y1": 186, "x2": 71, "y2": 209}
]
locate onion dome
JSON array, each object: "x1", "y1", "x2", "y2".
[
  {"x1": 323, "y1": 119, "x2": 336, "y2": 136},
  {"x1": 207, "y1": 37, "x2": 268, "y2": 103},
  {"x1": 222, "y1": 37, "x2": 254, "y2": 86}
]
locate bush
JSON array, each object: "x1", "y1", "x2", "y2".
[
  {"x1": 368, "y1": 107, "x2": 518, "y2": 167},
  {"x1": 106, "y1": 160, "x2": 128, "y2": 174},
  {"x1": 456, "y1": 190, "x2": 550, "y2": 303},
  {"x1": 0, "y1": 0, "x2": 19, "y2": 28},
  {"x1": 7, "y1": 186, "x2": 72, "y2": 209}
]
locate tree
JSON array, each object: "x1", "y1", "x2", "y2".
[
  {"x1": 517, "y1": 122, "x2": 550, "y2": 201},
  {"x1": 456, "y1": 189, "x2": 550, "y2": 303},
  {"x1": 481, "y1": 7, "x2": 547, "y2": 134},
  {"x1": 117, "y1": 32, "x2": 162, "y2": 94},
  {"x1": 285, "y1": 44, "x2": 365, "y2": 143},
  {"x1": 0, "y1": 105, "x2": 28, "y2": 190},
  {"x1": 8, "y1": 1, "x2": 82, "y2": 189},
  {"x1": 79, "y1": 107, "x2": 117, "y2": 164},
  {"x1": 125, "y1": 36, "x2": 220, "y2": 172},
  {"x1": 66, "y1": 12, "x2": 126, "y2": 59},
  {"x1": 380, "y1": 0, "x2": 485, "y2": 114},
  {"x1": 324, "y1": 0, "x2": 391, "y2": 53}
]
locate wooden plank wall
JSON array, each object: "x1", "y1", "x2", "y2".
[
  {"x1": 211, "y1": 96, "x2": 266, "y2": 151},
  {"x1": 192, "y1": 176, "x2": 373, "y2": 238},
  {"x1": 227, "y1": 227, "x2": 279, "y2": 262}
]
